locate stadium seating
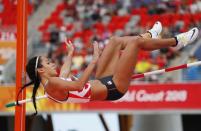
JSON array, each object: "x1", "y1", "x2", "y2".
[{"x1": 36, "y1": 1, "x2": 201, "y2": 77}]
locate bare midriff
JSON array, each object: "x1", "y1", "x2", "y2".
[{"x1": 89, "y1": 80, "x2": 108, "y2": 101}]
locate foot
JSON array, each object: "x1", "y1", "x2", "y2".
[
  {"x1": 174, "y1": 27, "x2": 199, "y2": 49},
  {"x1": 148, "y1": 21, "x2": 162, "y2": 39}
]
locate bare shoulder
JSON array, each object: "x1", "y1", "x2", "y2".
[
  {"x1": 48, "y1": 77, "x2": 66, "y2": 87},
  {"x1": 45, "y1": 77, "x2": 69, "y2": 101},
  {"x1": 48, "y1": 77, "x2": 61, "y2": 81},
  {"x1": 48, "y1": 77, "x2": 82, "y2": 91}
]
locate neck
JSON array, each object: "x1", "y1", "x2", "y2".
[
  {"x1": 41, "y1": 78, "x2": 48, "y2": 87},
  {"x1": 40, "y1": 75, "x2": 50, "y2": 87}
]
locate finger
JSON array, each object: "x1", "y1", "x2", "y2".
[
  {"x1": 69, "y1": 40, "x2": 73, "y2": 45},
  {"x1": 65, "y1": 37, "x2": 68, "y2": 44},
  {"x1": 69, "y1": 40, "x2": 74, "y2": 48},
  {"x1": 68, "y1": 40, "x2": 75, "y2": 49},
  {"x1": 93, "y1": 43, "x2": 99, "y2": 55},
  {"x1": 68, "y1": 41, "x2": 73, "y2": 47},
  {"x1": 65, "y1": 38, "x2": 71, "y2": 50},
  {"x1": 93, "y1": 43, "x2": 98, "y2": 51},
  {"x1": 93, "y1": 41, "x2": 98, "y2": 45},
  {"x1": 93, "y1": 41, "x2": 98, "y2": 47}
]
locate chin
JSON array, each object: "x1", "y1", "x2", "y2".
[
  {"x1": 54, "y1": 71, "x2": 58, "y2": 76},
  {"x1": 50, "y1": 72, "x2": 57, "y2": 77}
]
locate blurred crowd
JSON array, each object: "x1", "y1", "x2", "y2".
[
  {"x1": 37, "y1": 0, "x2": 201, "y2": 82},
  {"x1": 183, "y1": 55, "x2": 201, "y2": 81},
  {"x1": 0, "y1": 0, "x2": 44, "y2": 84},
  {"x1": 0, "y1": 0, "x2": 43, "y2": 31}
]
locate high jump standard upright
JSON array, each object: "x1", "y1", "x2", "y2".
[{"x1": 15, "y1": 0, "x2": 27, "y2": 131}]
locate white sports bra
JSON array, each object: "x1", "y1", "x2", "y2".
[{"x1": 43, "y1": 77, "x2": 91, "y2": 103}]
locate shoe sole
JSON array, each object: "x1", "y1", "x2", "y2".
[{"x1": 189, "y1": 27, "x2": 199, "y2": 43}]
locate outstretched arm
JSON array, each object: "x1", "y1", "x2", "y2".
[
  {"x1": 50, "y1": 41, "x2": 101, "y2": 92},
  {"x1": 78, "y1": 41, "x2": 100, "y2": 86},
  {"x1": 59, "y1": 38, "x2": 74, "y2": 78}
]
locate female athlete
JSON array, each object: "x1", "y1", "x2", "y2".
[{"x1": 17, "y1": 21, "x2": 199, "y2": 115}]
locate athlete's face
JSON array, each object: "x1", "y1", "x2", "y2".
[{"x1": 39, "y1": 56, "x2": 57, "y2": 77}]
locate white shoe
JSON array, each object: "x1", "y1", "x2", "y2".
[
  {"x1": 175, "y1": 27, "x2": 199, "y2": 49},
  {"x1": 148, "y1": 21, "x2": 162, "y2": 39}
]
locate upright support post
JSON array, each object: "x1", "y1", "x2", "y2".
[
  {"x1": 98, "y1": 114, "x2": 109, "y2": 131},
  {"x1": 15, "y1": 0, "x2": 28, "y2": 131}
]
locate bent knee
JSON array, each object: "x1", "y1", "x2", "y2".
[
  {"x1": 109, "y1": 36, "x2": 121, "y2": 44},
  {"x1": 108, "y1": 36, "x2": 123, "y2": 48},
  {"x1": 123, "y1": 36, "x2": 143, "y2": 46}
]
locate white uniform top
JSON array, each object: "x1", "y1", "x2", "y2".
[{"x1": 44, "y1": 77, "x2": 91, "y2": 103}]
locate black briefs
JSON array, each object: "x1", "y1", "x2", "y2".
[{"x1": 98, "y1": 76, "x2": 124, "y2": 100}]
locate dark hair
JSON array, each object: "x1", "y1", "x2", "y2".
[{"x1": 16, "y1": 56, "x2": 42, "y2": 116}]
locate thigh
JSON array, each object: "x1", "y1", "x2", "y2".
[
  {"x1": 95, "y1": 37, "x2": 122, "y2": 79},
  {"x1": 113, "y1": 43, "x2": 139, "y2": 93}
]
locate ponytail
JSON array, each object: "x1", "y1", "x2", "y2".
[
  {"x1": 17, "y1": 56, "x2": 42, "y2": 116},
  {"x1": 16, "y1": 81, "x2": 34, "y2": 105},
  {"x1": 31, "y1": 78, "x2": 41, "y2": 116},
  {"x1": 16, "y1": 79, "x2": 41, "y2": 116}
]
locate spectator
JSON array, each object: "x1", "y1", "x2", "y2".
[
  {"x1": 49, "y1": 27, "x2": 60, "y2": 45},
  {"x1": 135, "y1": 59, "x2": 152, "y2": 74},
  {"x1": 0, "y1": 0, "x2": 4, "y2": 13}
]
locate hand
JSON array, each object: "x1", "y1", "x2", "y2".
[
  {"x1": 92, "y1": 41, "x2": 101, "y2": 62},
  {"x1": 65, "y1": 38, "x2": 74, "y2": 55}
]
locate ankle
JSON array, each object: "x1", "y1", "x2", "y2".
[
  {"x1": 147, "y1": 31, "x2": 152, "y2": 38},
  {"x1": 172, "y1": 37, "x2": 178, "y2": 47}
]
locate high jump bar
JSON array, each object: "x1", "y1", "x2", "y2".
[
  {"x1": 132, "y1": 61, "x2": 201, "y2": 79},
  {"x1": 6, "y1": 60, "x2": 201, "y2": 107}
]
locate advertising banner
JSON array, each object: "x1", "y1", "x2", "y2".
[
  {"x1": 0, "y1": 32, "x2": 16, "y2": 41},
  {"x1": 1, "y1": 83, "x2": 201, "y2": 114}
]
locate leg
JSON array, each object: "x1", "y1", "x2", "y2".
[
  {"x1": 112, "y1": 36, "x2": 177, "y2": 93},
  {"x1": 95, "y1": 34, "x2": 177, "y2": 79},
  {"x1": 107, "y1": 36, "x2": 176, "y2": 51},
  {"x1": 112, "y1": 26, "x2": 198, "y2": 51},
  {"x1": 112, "y1": 42, "x2": 139, "y2": 93},
  {"x1": 95, "y1": 21, "x2": 163, "y2": 78},
  {"x1": 109, "y1": 36, "x2": 176, "y2": 51},
  {"x1": 99, "y1": 27, "x2": 199, "y2": 93},
  {"x1": 112, "y1": 27, "x2": 199, "y2": 93},
  {"x1": 95, "y1": 33, "x2": 152, "y2": 79},
  {"x1": 95, "y1": 36, "x2": 122, "y2": 79},
  {"x1": 136, "y1": 37, "x2": 176, "y2": 51},
  {"x1": 139, "y1": 27, "x2": 199, "y2": 51},
  {"x1": 139, "y1": 32, "x2": 151, "y2": 38}
]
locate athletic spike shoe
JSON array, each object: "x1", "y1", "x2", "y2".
[
  {"x1": 174, "y1": 27, "x2": 199, "y2": 50},
  {"x1": 148, "y1": 21, "x2": 162, "y2": 39}
]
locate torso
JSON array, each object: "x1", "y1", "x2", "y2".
[
  {"x1": 89, "y1": 80, "x2": 108, "y2": 100},
  {"x1": 44, "y1": 77, "x2": 108, "y2": 103}
]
